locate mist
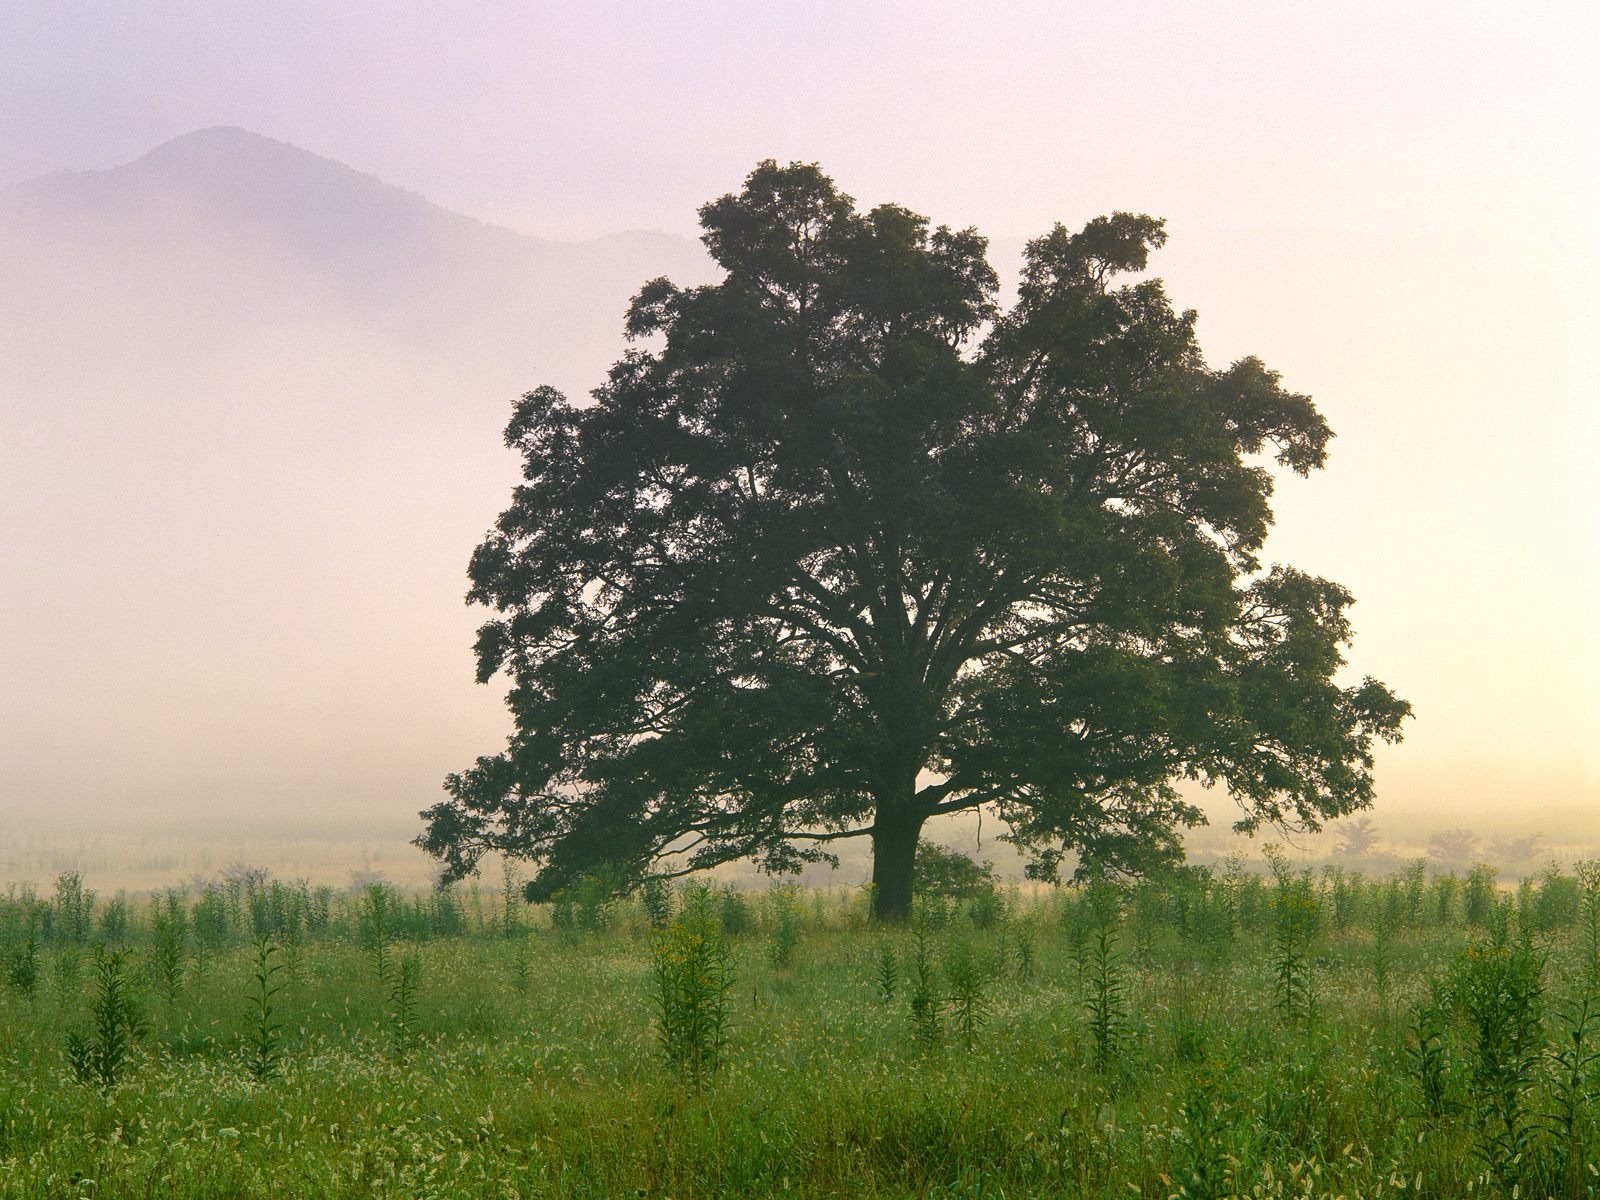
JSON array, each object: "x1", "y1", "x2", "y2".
[{"x1": 3, "y1": 10, "x2": 1597, "y2": 888}]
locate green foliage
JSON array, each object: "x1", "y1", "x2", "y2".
[
  {"x1": 64, "y1": 945, "x2": 145, "y2": 1092},
  {"x1": 1464, "y1": 863, "x2": 1498, "y2": 927},
  {"x1": 499, "y1": 858, "x2": 522, "y2": 940},
  {"x1": 873, "y1": 940, "x2": 898, "y2": 1002},
  {"x1": 1400, "y1": 857, "x2": 1427, "y2": 927},
  {"x1": 418, "y1": 161, "x2": 1409, "y2": 922},
  {"x1": 650, "y1": 885, "x2": 733, "y2": 1086},
  {"x1": 1081, "y1": 883, "x2": 1127, "y2": 1070},
  {"x1": 906, "y1": 923, "x2": 943, "y2": 1053},
  {"x1": 1012, "y1": 921, "x2": 1035, "y2": 983},
  {"x1": 1407, "y1": 978, "x2": 1454, "y2": 1120},
  {"x1": 1371, "y1": 905, "x2": 1394, "y2": 1011},
  {"x1": 640, "y1": 877, "x2": 674, "y2": 930},
  {"x1": 548, "y1": 869, "x2": 618, "y2": 937},
  {"x1": 1449, "y1": 914, "x2": 1546, "y2": 1190},
  {"x1": 1175, "y1": 1060, "x2": 1239, "y2": 1200},
  {"x1": 53, "y1": 871, "x2": 95, "y2": 945},
  {"x1": 387, "y1": 951, "x2": 422, "y2": 1056},
  {"x1": 766, "y1": 882, "x2": 803, "y2": 971},
  {"x1": 244, "y1": 935, "x2": 285, "y2": 1082},
  {"x1": 1532, "y1": 862, "x2": 1580, "y2": 931},
  {"x1": 191, "y1": 883, "x2": 231, "y2": 953},
  {"x1": 718, "y1": 886, "x2": 754, "y2": 938},
  {"x1": 913, "y1": 841, "x2": 998, "y2": 905},
  {"x1": 941, "y1": 938, "x2": 992, "y2": 1051},
  {"x1": 52, "y1": 942, "x2": 81, "y2": 994},
  {"x1": 98, "y1": 893, "x2": 129, "y2": 944},
  {"x1": 1579, "y1": 859, "x2": 1600, "y2": 984},
  {"x1": 150, "y1": 889, "x2": 188, "y2": 1005},
  {"x1": 4, "y1": 936, "x2": 39, "y2": 997},
  {"x1": 8, "y1": 861, "x2": 1600, "y2": 1196},
  {"x1": 1543, "y1": 992, "x2": 1599, "y2": 1194},
  {"x1": 359, "y1": 882, "x2": 395, "y2": 982},
  {"x1": 1266, "y1": 848, "x2": 1318, "y2": 1026}
]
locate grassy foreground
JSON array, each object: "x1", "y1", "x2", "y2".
[{"x1": 1, "y1": 860, "x2": 1597, "y2": 1198}]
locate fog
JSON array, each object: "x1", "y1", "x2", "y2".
[{"x1": 2, "y1": 4, "x2": 1596, "y2": 888}]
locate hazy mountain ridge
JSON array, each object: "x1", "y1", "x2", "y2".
[
  {"x1": 1, "y1": 126, "x2": 712, "y2": 371},
  {"x1": 0, "y1": 129, "x2": 713, "y2": 845}
]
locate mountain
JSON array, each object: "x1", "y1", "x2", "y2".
[
  {"x1": 1, "y1": 126, "x2": 711, "y2": 384},
  {"x1": 0, "y1": 130, "x2": 712, "y2": 862}
]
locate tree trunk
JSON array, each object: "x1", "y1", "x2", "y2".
[{"x1": 870, "y1": 807, "x2": 926, "y2": 922}]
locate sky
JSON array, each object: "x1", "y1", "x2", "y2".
[{"x1": 2, "y1": 1, "x2": 1597, "y2": 879}]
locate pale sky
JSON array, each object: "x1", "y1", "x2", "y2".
[{"x1": 3, "y1": 1, "x2": 1596, "y2": 872}]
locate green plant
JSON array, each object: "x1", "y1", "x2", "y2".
[
  {"x1": 650, "y1": 885, "x2": 733, "y2": 1086},
  {"x1": 244, "y1": 936, "x2": 285, "y2": 1082},
  {"x1": 150, "y1": 892, "x2": 188, "y2": 1005},
  {"x1": 1401, "y1": 857, "x2": 1428, "y2": 927},
  {"x1": 767, "y1": 882, "x2": 802, "y2": 971},
  {"x1": 500, "y1": 859, "x2": 523, "y2": 940},
  {"x1": 359, "y1": 883, "x2": 394, "y2": 982},
  {"x1": 874, "y1": 940, "x2": 899, "y2": 1002},
  {"x1": 53, "y1": 943, "x2": 81, "y2": 995},
  {"x1": 1450, "y1": 913, "x2": 1546, "y2": 1191},
  {"x1": 907, "y1": 923, "x2": 943, "y2": 1053},
  {"x1": 718, "y1": 887, "x2": 753, "y2": 937},
  {"x1": 509, "y1": 937, "x2": 532, "y2": 992},
  {"x1": 417, "y1": 164, "x2": 1410, "y2": 926},
  {"x1": 1406, "y1": 977, "x2": 1454, "y2": 1120},
  {"x1": 53, "y1": 871, "x2": 95, "y2": 945},
  {"x1": 1013, "y1": 922, "x2": 1035, "y2": 983},
  {"x1": 942, "y1": 938, "x2": 992, "y2": 1051},
  {"x1": 1082, "y1": 883, "x2": 1127, "y2": 1071},
  {"x1": 1371, "y1": 908, "x2": 1393, "y2": 1013},
  {"x1": 1576, "y1": 859, "x2": 1600, "y2": 984},
  {"x1": 641, "y1": 878, "x2": 674, "y2": 930},
  {"x1": 64, "y1": 946, "x2": 145, "y2": 1092},
  {"x1": 1266, "y1": 847, "x2": 1318, "y2": 1026},
  {"x1": 387, "y1": 950, "x2": 422, "y2": 1055},
  {"x1": 1542, "y1": 992, "x2": 1598, "y2": 1195},
  {"x1": 1464, "y1": 863, "x2": 1498, "y2": 927},
  {"x1": 967, "y1": 886, "x2": 1007, "y2": 932},
  {"x1": 1175, "y1": 1060, "x2": 1236, "y2": 1200},
  {"x1": 4, "y1": 937, "x2": 39, "y2": 997}
]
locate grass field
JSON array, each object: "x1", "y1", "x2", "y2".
[{"x1": 1, "y1": 858, "x2": 1597, "y2": 1198}]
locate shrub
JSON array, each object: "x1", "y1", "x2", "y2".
[
  {"x1": 640, "y1": 878, "x2": 674, "y2": 930},
  {"x1": 64, "y1": 946, "x2": 145, "y2": 1092},
  {"x1": 53, "y1": 872, "x2": 95, "y2": 945},
  {"x1": 1082, "y1": 881, "x2": 1127, "y2": 1070},
  {"x1": 718, "y1": 887, "x2": 754, "y2": 937},
  {"x1": 650, "y1": 885, "x2": 733, "y2": 1086},
  {"x1": 388, "y1": 951, "x2": 422, "y2": 1056},
  {"x1": 1266, "y1": 848, "x2": 1318, "y2": 1026},
  {"x1": 1449, "y1": 911, "x2": 1545, "y2": 1190},
  {"x1": 359, "y1": 883, "x2": 395, "y2": 982},
  {"x1": 149, "y1": 894, "x2": 187, "y2": 1005},
  {"x1": 766, "y1": 882, "x2": 803, "y2": 971},
  {"x1": 874, "y1": 940, "x2": 898, "y2": 1002},
  {"x1": 906, "y1": 923, "x2": 943, "y2": 1053},
  {"x1": 1464, "y1": 863, "x2": 1498, "y2": 927},
  {"x1": 3, "y1": 937, "x2": 39, "y2": 997},
  {"x1": 942, "y1": 938, "x2": 992, "y2": 1051},
  {"x1": 244, "y1": 936, "x2": 285, "y2": 1082},
  {"x1": 914, "y1": 840, "x2": 997, "y2": 903}
]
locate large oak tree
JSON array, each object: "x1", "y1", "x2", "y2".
[{"x1": 418, "y1": 161, "x2": 1410, "y2": 920}]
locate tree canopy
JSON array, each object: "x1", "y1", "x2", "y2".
[{"x1": 417, "y1": 160, "x2": 1410, "y2": 920}]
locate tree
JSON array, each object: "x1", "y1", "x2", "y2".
[
  {"x1": 1334, "y1": 815, "x2": 1382, "y2": 859},
  {"x1": 1427, "y1": 827, "x2": 1480, "y2": 866},
  {"x1": 417, "y1": 161, "x2": 1410, "y2": 921}
]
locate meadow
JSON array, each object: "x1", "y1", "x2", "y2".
[{"x1": 1, "y1": 855, "x2": 1597, "y2": 1199}]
